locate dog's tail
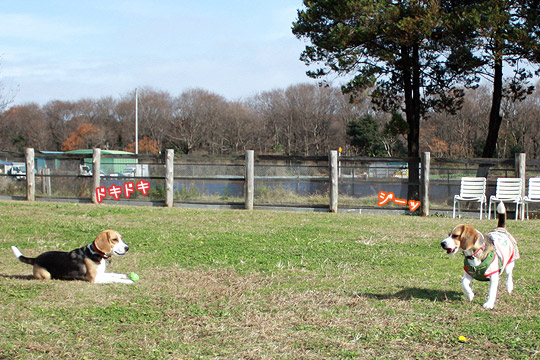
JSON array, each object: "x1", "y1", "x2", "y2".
[
  {"x1": 497, "y1": 202, "x2": 506, "y2": 228},
  {"x1": 11, "y1": 246, "x2": 36, "y2": 265}
]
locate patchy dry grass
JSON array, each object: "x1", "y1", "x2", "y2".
[{"x1": 0, "y1": 200, "x2": 539, "y2": 359}]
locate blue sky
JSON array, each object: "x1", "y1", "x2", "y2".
[{"x1": 1, "y1": 0, "x2": 320, "y2": 105}]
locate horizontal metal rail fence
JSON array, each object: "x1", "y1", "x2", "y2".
[{"x1": 1, "y1": 148, "x2": 538, "y2": 217}]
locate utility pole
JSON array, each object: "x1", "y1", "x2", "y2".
[{"x1": 135, "y1": 88, "x2": 139, "y2": 155}]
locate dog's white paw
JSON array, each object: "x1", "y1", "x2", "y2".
[{"x1": 483, "y1": 301, "x2": 495, "y2": 309}]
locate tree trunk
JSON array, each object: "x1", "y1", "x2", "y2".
[
  {"x1": 478, "y1": 42, "x2": 504, "y2": 178},
  {"x1": 402, "y1": 44, "x2": 421, "y2": 203}
]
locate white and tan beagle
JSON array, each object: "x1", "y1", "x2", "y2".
[
  {"x1": 11, "y1": 230, "x2": 134, "y2": 284},
  {"x1": 441, "y1": 202, "x2": 519, "y2": 309}
]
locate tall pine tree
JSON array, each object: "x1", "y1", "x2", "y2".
[{"x1": 293, "y1": 0, "x2": 466, "y2": 202}]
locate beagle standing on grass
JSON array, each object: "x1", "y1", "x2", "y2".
[
  {"x1": 11, "y1": 230, "x2": 134, "y2": 284},
  {"x1": 441, "y1": 202, "x2": 519, "y2": 309}
]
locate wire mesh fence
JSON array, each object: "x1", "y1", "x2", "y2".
[{"x1": 253, "y1": 156, "x2": 329, "y2": 207}]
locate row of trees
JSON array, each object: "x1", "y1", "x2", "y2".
[
  {"x1": 1, "y1": 82, "x2": 539, "y2": 158},
  {"x1": 0, "y1": 85, "x2": 355, "y2": 156}
]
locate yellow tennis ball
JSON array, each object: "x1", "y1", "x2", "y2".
[{"x1": 458, "y1": 336, "x2": 467, "y2": 343}]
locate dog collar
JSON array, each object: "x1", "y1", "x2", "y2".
[
  {"x1": 88, "y1": 242, "x2": 110, "y2": 260},
  {"x1": 464, "y1": 243, "x2": 485, "y2": 260},
  {"x1": 463, "y1": 231, "x2": 486, "y2": 260}
]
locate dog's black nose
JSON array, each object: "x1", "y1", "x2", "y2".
[
  {"x1": 124, "y1": 246, "x2": 129, "y2": 252},
  {"x1": 440, "y1": 241, "x2": 446, "y2": 248}
]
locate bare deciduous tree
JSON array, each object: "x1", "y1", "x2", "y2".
[{"x1": 167, "y1": 89, "x2": 228, "y2": 154}]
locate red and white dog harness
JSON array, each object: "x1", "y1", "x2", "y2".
[{"x1": 464, "y1": 228, "x2": 519, "y2": 281}]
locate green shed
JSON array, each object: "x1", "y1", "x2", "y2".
[{"x1": 65, "y1": 149, "x2": 136, "y2": 175}]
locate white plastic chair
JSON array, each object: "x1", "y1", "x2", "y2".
[
  {"x1": 522, "y1": 178, "x2": 540, "y2": 220},
  {"x1": 453, "y1": 177, "x2": 487, "y2": 219},
  {"x1": 488, "y1": 178, "x2": 523, "y2": 220}
]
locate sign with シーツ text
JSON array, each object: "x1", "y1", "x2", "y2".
[{"x1": 377, "y1": 191, "x2": 420, "y2": 212}]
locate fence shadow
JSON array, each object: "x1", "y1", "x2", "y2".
[{"x1": 356, "y1": 287, "x2": 463, "y2": 302}]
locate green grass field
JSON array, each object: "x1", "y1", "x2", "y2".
[{"x1": 0, "y1": 201, "x2": 539, "y2": 359}]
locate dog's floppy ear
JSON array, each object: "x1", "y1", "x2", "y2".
[
  {"x1": 460, "y1": 225, "x2": 481, "y2": 250},
  {"x1": 105, "y1": 230, "x2": 122, "y2": 244},
  {"x1": 94, "y1": 230, "x2": 114, "y2": 254}
]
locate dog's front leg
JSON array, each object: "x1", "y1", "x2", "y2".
[
  {"x1": 95, "y1": 273, "x2": 134, "y2": 284},
  {"x1": 105, "y1": 272, "x2": 129, "y2": 279},
  {"x1": 483, "y1": 273, "x2": 500, "y2": 309},
  {"x1": 462, "y1": 271, "x2": 474, "y2": 302}
]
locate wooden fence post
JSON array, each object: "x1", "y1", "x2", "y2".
[
  {"x1": 245, "y1": 150, "x2": 254, "y2": 210},
  {"x1": 92, "y1": 148, "x2": 101, "y2": 204},
  {"x1": 40, "y1": 168, "x2": 51, "y2": 195},
  {"x1": 515, "y1": 153, "x2": 526, "y2": 197},
  {"x1": 329, "y1": 150, "x2": 338, "y2": 212},
  {"x1": 515, "y1": 153, "x2": 526, "y2": 220},
  {"x1": 421, "y1": 152, "x2": 430, "y2": 216},
  {"x1": 165, "y1": 149, "x2": 174, "y2": 208},
  {"x1": 25, "y1": 148, "x2": 35, "y2": 201}
]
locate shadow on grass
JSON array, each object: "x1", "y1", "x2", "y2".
[
  {"x1": 0, "y1": 273, "x2": 35, "y2": 280},
  {"x1": 357, "y1": 287, "x2": 463, "y2": 302}
]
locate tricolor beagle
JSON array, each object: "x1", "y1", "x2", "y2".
[
  {"x1": 441, "y1": 202, "x2": 519, "y2": 309},
  {"x1": 11, "y1": 230, "x2": 134, "y2": 284}
]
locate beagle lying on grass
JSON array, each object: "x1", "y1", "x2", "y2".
[
  {"x1": 11, "y1": 230, "x2": 134, "y2": 284},
  {"x1": 441, "y1": 203, "x2": 519, "y2": 309}
]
